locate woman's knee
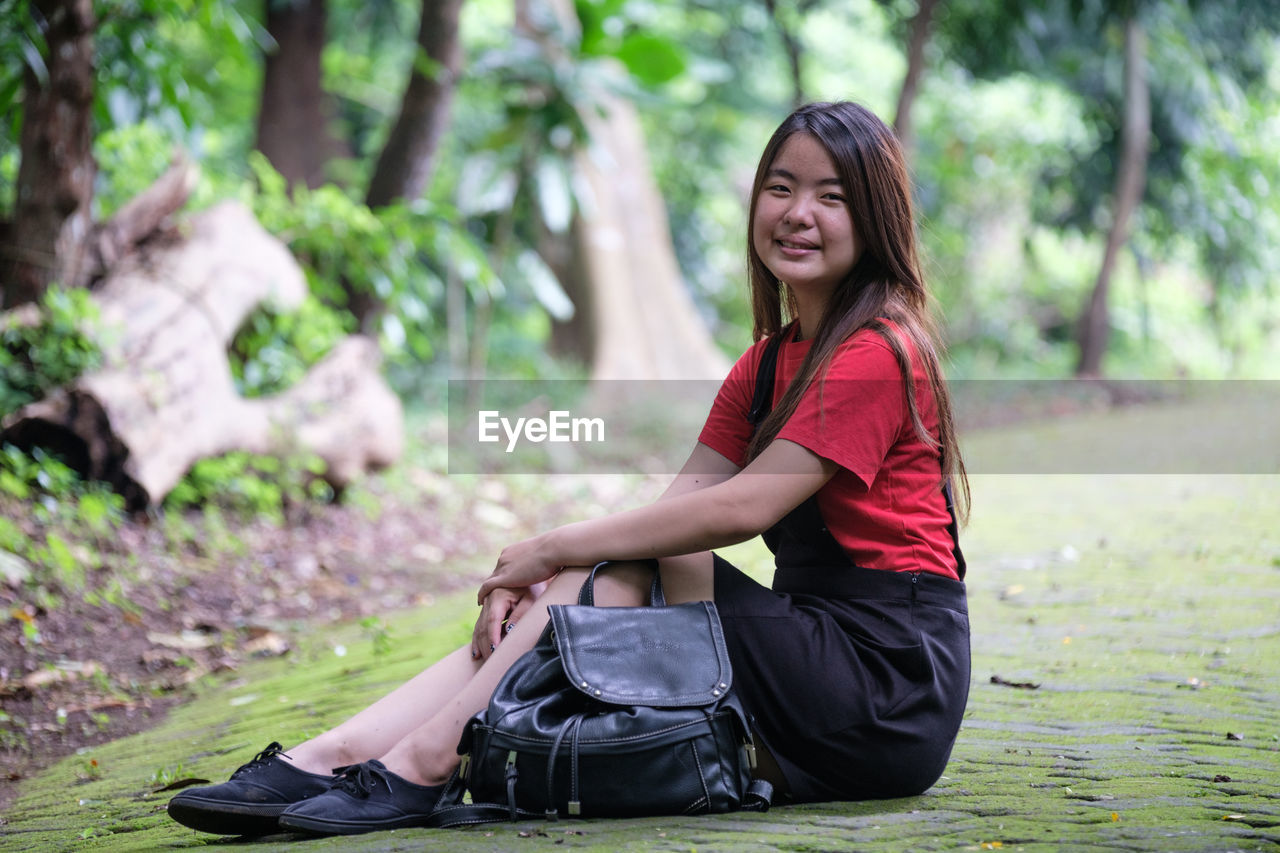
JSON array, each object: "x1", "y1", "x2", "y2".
[
  {"x1": 549, "y1": 561, "x2": 651, "y2": 606},
  {"x1": 658, "y1": 553, "x2": 714, "y2": 603},
  {"x1": 552, "y1": 556, "x2": 712, "y2": 606}
]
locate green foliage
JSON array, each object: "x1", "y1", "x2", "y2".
[
  {"x1": 163, "y1": 450, "x2": 332, "y2": 523},
  {"x1": 0, "y1": 710, "x2": 29, "y2": 751},
  {"x1": 929, "y1": 0, "x2": 1280, "y2": 371},
  {"x1": 229, "y1": 295, "x2": 348, "y2": 397},
  {"x1": 0, "y1": 444, "x2": 125, "y2": 604},
  {"x1": 244, "y1": 152, "x2": 506, "y2": 387},
  {"x1": 0, "y1": 289, "x2": 102, "y2": 418},
  {"x1": 0, "y1": 445, "x2": 122, "y2": 523},
  {"x1": 92, "y1": 0, "x2": 262, "y2": 134},
  {"x1": 147, "y1": 762, "x2": 187, "y2": 788},
  {"x1": 577, "y1": 0, "x2": 689, "y2": 85},
  {"x1": 359, "y1": 615, "x2": 394, "y2": 657},
  {"x1": 0, "y1": 0, "x2": 262, "y2": 216}
]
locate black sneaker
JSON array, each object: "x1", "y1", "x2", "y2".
[
  {"x1": 166, "y1": 742, "x2": 335, "y2": 836},
  {"x1": 277, "y1": 759, "x2": 444, "y2": 836}
]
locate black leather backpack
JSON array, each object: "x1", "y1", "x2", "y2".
[{"x1": 428, "y1": 561, "x2": 772, "y2": 826}]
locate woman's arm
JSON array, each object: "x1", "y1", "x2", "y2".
[
  {"x1": 657, "y1": 440, "x2": 742, "y2": 500},
  {"x1": 477, "y1": 438, "x2": 837, "y2": 601},
  {"x1": 473, "y1": 442, "x2": 743, "y2": 654}
]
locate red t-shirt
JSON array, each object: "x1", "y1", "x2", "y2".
[{"x1": 698, "y1": 325, "x2": 959, "y2": 579}]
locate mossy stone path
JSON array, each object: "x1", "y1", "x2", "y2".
[{"x1": 3, "y1": 467, "x2": 1278, "y2": 851}]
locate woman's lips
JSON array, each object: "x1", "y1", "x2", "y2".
[{"x1": 777, "y1": 238, "x2": 818, "y2": 256}]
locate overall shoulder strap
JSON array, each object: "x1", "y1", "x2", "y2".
[
  {"x1": 746, "y1": 332, "x2": 785, "y2": 430},
  {"x1": 943, "y1": 480, "x2": 966, "y2": 581}
]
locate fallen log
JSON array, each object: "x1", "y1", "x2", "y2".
[
  {"x1": 86, "y1": 157, "x2": 199, "y2": 278},
  {"x1": 2, "y1": 200, "x2": 402, "y2": 509}
]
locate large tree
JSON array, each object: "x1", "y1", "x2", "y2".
[
  {"x1": 251, "y1": 0, "x2": 466, "y2": 329},
  {"x1": 890, "y1": 0, "x2": 940, "y2": 155},
  {"x1": 255, "y1": 0, "x2": 345, "y2": 190},
  {"x1": 512, "y1": 0, "x2": 727, "y2": 380},
  {"x1": 1076, "y1": 12, "x2": 1148, "y2": 376},
  {"x1": 365, "y1": 0, "x2": 465, "y2": 208},
  {"x1": 2, "y1": 0, "x2": 96, "y2": 308}
]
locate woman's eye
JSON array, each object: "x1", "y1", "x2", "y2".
[
  {"x1": 767, "y1": 184, "x2": 790, "y2": 193},
  {"x1": 824, "y1": 192, "x2": 846, "y2": 202}
]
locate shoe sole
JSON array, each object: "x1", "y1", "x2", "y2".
[
  {"x1": 167, "y1": 797, "x2": 287, "y2": 836},
  {"x1": 278, "y1": 811, "x2": 431, "y2": 836}
]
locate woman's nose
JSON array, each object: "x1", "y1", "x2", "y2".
[{"x1": 784, "y1": 195, "x2": 815, "y2": 225}]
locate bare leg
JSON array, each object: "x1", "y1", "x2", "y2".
[
  {"x1": 378, "y1": 560, "x2": 655, "y2": 784},
  {"x1": 375, "y1": 555, "x2": 713, "y2": 785},
  {"x1": 288, "y1": 555, "x2": 714, "y2": 780},
  {"x1": 285, "y1": 646, "x2": 482, "y2": 774}
]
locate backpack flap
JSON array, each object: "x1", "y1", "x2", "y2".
[{"x1": 548, "y1": 601, "x2": 733, "y2": 707}]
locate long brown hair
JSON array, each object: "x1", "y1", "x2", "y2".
[{"x1": 744, "y1": 101, "x2": 968, "y2": 520}]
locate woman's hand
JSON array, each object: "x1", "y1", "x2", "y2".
[
  {"x1": 476, "y1": 534, "x2": 561, "y2": 605},
  {"x1": 471, "y1": 582, "x2": 545, "y2": 661}
]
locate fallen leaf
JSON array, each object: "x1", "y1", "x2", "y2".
[
  {"x1": 243, "y1": 631, "x2": 289, "y2": 657},
  {"x1": 999, "y1": 584, "x2": 1024, "y2": 600},
  {"x1": 1214, "y1": 774, "x2": 1232, "y2": 783},
  {"x1": 1111, "y1": 812, "x2": 1120, "y2": 822},
  {"x1": 1226, "y1": 732, "x2": 1244, "y2": 741},
  {"x1": 1222, "y1": 814, "x2": 1247, "y2": 822},
  {"x1": 20, "y1": 661, "x2": 105, "y2": 691},
  {"x1": 153, "y1": 777, "x2": 211, "y2": 792},
  {"x1": 147, "y1": 630, "x2": 218, "y2": 650},
  {"x1": 990, "y1": 675, "x2": 1041, "y2": 690}
]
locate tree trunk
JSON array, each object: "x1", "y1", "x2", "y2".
[
  {"x1": 519, "y1": 0, "x2": 726, "y2": 380},
  {"x1": 1075, "y1": 16, "x2": 1149, "y2": 377},
  {"x1": 763, "y1": 0, "x2": 805, "y2": 109},
  {"x1": 542, "y1": 219, "x2": 593, "y2": 363},
  {"x1": 255, "y1": 0, "x2": 343, "y2": 189},
  {"x1": 2, "y1": 0, "x2": 96, "y2": 308},
  {"x1": 574, "y1": 91, "x2": 729, "y2": 380},
  {"x1": 1, "y1": 202, "x2": 403, "y2": 509},
  {"x1": 345, "y1": 0, "x2": 464, "y2": 329},
  {"x1": 893, "y1": 0, "x2": 939, "y2": 155},
  {"x1": 365, "y1": 0, "x2": 464, "y2": 208}
]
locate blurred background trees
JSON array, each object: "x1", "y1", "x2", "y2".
[{"x1": 1, "y1": 0, "x2": 1277, "y2": 400}]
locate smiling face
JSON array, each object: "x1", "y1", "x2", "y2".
[{"x1": 751, "y1": 132, "x2": 861, "y2": 320}]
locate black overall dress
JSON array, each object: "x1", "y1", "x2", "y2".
[{"x1": 710, "y1": 334, "x2": 971, "y2": 803}]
